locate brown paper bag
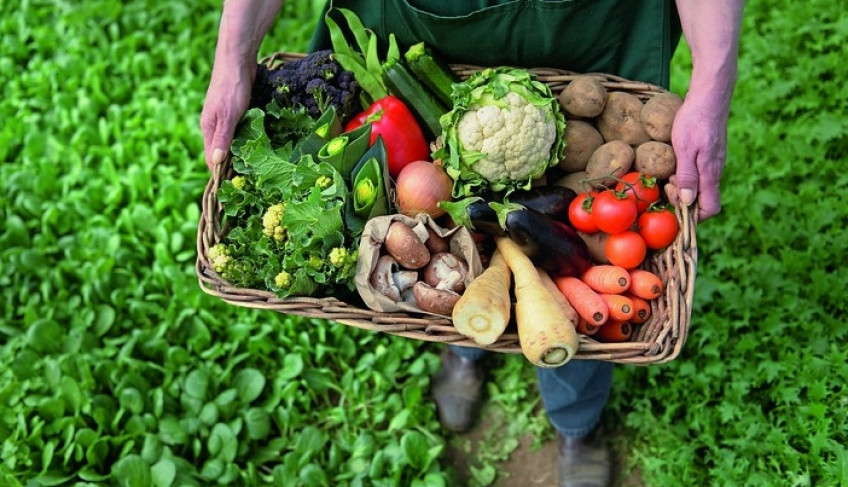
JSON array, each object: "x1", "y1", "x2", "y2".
[{"x1": 355, "y1": 214, "x2": 483, "y2": 317}]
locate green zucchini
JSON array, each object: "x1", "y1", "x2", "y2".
[
  {"x1": 382, "y1": 59, "x2": 448, "y2": 139},
  {"x1": 404, "y1": 42, "x2": 458, "y2": 106}
]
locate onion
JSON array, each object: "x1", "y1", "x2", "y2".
[{"x1": 395, "y1": 160, "x2": 453, "y2": 218}]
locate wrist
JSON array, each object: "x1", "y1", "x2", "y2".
[{"x1": 687, "y1": 62, "x2": 738, "y2": 111}]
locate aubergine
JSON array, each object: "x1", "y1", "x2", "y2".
[
  {"x1": 490, "y1": 201, "x2": 592, "y2": 277},
  {"x1": 439, "y1": 185, "x2": 578, "y2": 236},
  {"x1": 509, "y1": 186, "x2": 577, "y2": 224},
  {"x1": 438, "y1": 197, "x2": 504, "y2": 236}
]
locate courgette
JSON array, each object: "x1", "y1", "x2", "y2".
[
  {"x1": 382, "y1": 59, "x2": 448, "y2": 139},
  {"x1": 404, "y1": 42, "x2": 458, "y2": 106}
]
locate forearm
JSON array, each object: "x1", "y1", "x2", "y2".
[
  {"x1": 674, "y1": 0, "x2": 744, "y2": 115},
  {"x1": 214, "y1": 0, "x2": 285, "y2": 68}
]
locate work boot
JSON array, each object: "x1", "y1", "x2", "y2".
[
  {"x1": 431, "y1": 348, "x2": 485, "y2": 433},
  {"x1": 557, "y1": 428, "x2": 612, "y2": 487}
]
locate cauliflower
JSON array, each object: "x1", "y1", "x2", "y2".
[
  {"x1": 262, "y1": 203, "x2": 287, "y2": 242},
  {"x1": 439, "y1": 68, "x2": 566, "y2": 197}
]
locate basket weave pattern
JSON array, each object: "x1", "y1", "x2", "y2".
[{"x1": 196, "y1": 53, "x2": 698, "y2": 365}]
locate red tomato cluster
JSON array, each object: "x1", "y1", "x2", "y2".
[{"x1": 568, "y1": 172, "x2": 679, "y2": 269}]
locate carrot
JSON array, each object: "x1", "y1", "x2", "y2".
[
  {"x1": 625, "y1": 293, "x2": 652, "y2": 324},
  {"x1": 599, "y1": 293, "x2": 634, "y2": 322},
  {"x1": 628, "y1": 269, "x2": 664, "y2": 300},
  {"x1": 538, "y1": 268, "x2": 579, "y2": 325},
  {"x1": 495, "y1": 237, "x2": 579, "y2": 367},
  {"x1": 452, "y1": 250, "x2": 512, "y2": 345},
  {"x1": 595, "y1": 320, "x2": 633, "y2": 342},
  {"x1": 580, "y1": 265, "x2": 631, "y2": 294},
  {"x1": 553, "y1": 276, "x2": 609, "y2": 326},
  {"x1": 576, "y1": 318, "x2": 599, "y2": 336}
]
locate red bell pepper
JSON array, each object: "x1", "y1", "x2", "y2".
[{"x1": 344, "y1": 95, "x2": 431, "y2": 179}]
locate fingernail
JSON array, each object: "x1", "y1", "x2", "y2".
[
  {"x1": 212, "y1": 148, "x2": 226, "y2": 166},
  {"x1": 680, "y1": 189, "x2": 695, "y2": 206}
]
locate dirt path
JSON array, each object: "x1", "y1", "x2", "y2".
[{"x1": 443, "y1": 412, "x2": 644, "y2": 487}]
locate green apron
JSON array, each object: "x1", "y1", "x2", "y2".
[{"x1": 308, "y1": 0, "x2": 681, "y2": 89}]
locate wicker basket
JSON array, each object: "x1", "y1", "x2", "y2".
[{"x1": 196, "y1": 52, "x2": 698, "y2": 365}]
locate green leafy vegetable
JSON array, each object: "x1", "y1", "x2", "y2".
[{"x1": 214, "y1": 107, "x2": 357, "y2": 298}]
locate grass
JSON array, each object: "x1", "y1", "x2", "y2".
[{"x1": 1, "y1": 0, "x2": 846, "y2": 485}]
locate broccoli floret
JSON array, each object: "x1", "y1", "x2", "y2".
[
  {"x1": 307, "y1": 255, "x2": 323, "y2": 270},
  {"x1": 328, "y1": 247, "x2": 358, "y2": 279},
  {"x1": 329, "y1": 247, "x2": 351, "y2": 267},
  {"x1": 231, "y1": 175, "x2": 248, "y2": 190},
  {"x1": 207, "y1": 243, "x2": 247, "y2": 281},
  {"x1": 274, "y1": 271, "x2": 292, "y2": 289},
  {"x1": 207, "y1": 244, "x2": 230, "y2": 273},
  {"x1": 266, "y1": 50, "x2": 359, "y2": 119},
  {"x1": 315, "y1": 175, "x2": 332, "y2": 189},
  {"x1": 250, "y1": 63, "x2": 275, "y2": 109},
  {"x1": 262, "y1": 203, "x2": 287, "y2": 243}
]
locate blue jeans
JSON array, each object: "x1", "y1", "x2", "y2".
[{"x1": 449, "y1": 345, "x2": 613, "y2": 438}]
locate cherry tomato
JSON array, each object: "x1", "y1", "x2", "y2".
[
  {"x1": 605, "y1": 231, "x2": 647, "y2": 269},
  {"x1": 591, "y1": 190, "x2": 637, "y2": 234},
  {"x1": 638, "y1": 207, "x2": 680, "y2": 249},
  {"x1": 616, "y1": 172, "x2": 660, "y2": 213},
  {"x1": 568, "y1": 192, "x2": 599, "y2": 233}
]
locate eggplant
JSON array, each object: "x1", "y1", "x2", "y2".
[
  {"x1": 509, "y1": 186, "x2": 577, "y2": 224},
  {"x1": 490, "y1": 201, "x2": 592, "y2": 277},
  {"x1": 438, "y1": 197, "x2": 505, "y2": 236},
  {"x1": 439, "y1": 186, "x2": 578, "y2": 237}
]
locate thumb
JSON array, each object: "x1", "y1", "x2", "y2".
[
  {"x1": 674, "y1": 153, "x2": 699, "y2": 207},
  {"x1": 209, "y1": 119, "x2": 235, "y2": 168}
]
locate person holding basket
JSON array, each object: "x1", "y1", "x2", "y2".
[{"x1": 201, "y1": 1, "x2": 743, "y2": 485}]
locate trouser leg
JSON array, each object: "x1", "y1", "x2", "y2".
[
  {"x1": 536, "y1": 360, "x2": 613, "y2": 438},
  {"x1": 448, "y1": 344, "x2": 488, "y2": 362}
]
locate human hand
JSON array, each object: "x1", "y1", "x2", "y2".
[
  {"x1": 200, "y1": 59, "x2": 256, "y2": 170},
  {"x1": 668, "y1": 90, "x2": 730, "y2": 221}
]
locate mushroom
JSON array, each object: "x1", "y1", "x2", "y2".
[
  {"x1": 384, "y1": 221, "x2": 430, "y2": 269},
  {"x1": 369, "y1": 255, "x2": 402, "y2": 301},
  {"x1": 392, "y1": 270, "x2": 419, "y2": 294},
  {"x1": 423, "y1": 253, "x2": 469, "y2": 293},
  {"x1": 413, "y1": 282, "x2": 461, "y2": 315},
  {"x1": 425, "y1": 230, "x2": 450, "y2": 254}
]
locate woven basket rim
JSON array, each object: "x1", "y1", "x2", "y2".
[{"x1": 197, "y1": 52, "x2": 698, "y2": 365}]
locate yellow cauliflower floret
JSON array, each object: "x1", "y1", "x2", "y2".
[
  {"x1": 231, "y1": 176, "x2": 247, "y2": 190},
  {"x1": 207, "y1": 244, "x2": 230, "y2": 273},
  {"x1": 274, "y1": 271, "x2": 292, "y2": 288},
  {"x1": 329, "y1": 247, "x2": 349, "y2": 267},
  {"x1": 262, "y1": 203, "x2": 287, "y2": 242},
  {"x1": 315, "y1": 175, "x2": 332, "y2": 189}
]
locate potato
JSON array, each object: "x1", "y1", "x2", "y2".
[
  {"x1": 558, "y1": 76, "x2": 607, "y2": 118},
  {"x1": 641, "y1": 92, "x2": 684, "y2": 142},
  {"x1": 554, "y1": 171, "x2": 591, "y2": 194},
  {"x1": 634, "y1": 141, "x2": 677, "y2": 180},
  {"x1": 558, "y1": 120, "x2": 604, "y2": 172},
  {"x1": 596, "y1": 92, "x2": 652, "y2": 145},
  {"x1": 585, "y1": 140, "x2": 634, "y2": 186}
]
